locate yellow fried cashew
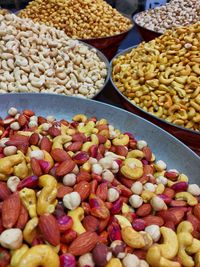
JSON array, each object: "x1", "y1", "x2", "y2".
[
  {"x1": 10, "y1": 244, "x2": 29, "y2": 267},
  {"x1": 121, "y1": 226, "x2": 145, "y2": 249},
  {"x1": 68, "y1": 207, "x2": 86, "y2": 235},
  {"x1": 82, "y1": 134, "x2": 99, "y2": 152},
  {"x1": 43, "y1": 151, "x2": 54, "y2": 169},
  {"x1": 13, "y1": 159, "x2": 29, "y2": 179},
  {"x1": 195, "y1": 251, "x2": 200, "y2": 267},
  {"x1": 60, "y1": 124, "x2": 76, "y2": 136},
  {"x1": 105, "y1": 258, "x2": 122, "y2": 267},
  {"x1": 141, "y1": 190, "x2": 155, "y2": 202},
  {"x1": 52, "y1": 135, "x2": 72, "y2": 150},
  {"x1": 17, "y1": 245, "x2": 59, "y2": 267},
  {"x1": 175, "y1": 192, "x2": 198, "y2": 206},
  {"x1": 115, "y1": 215, "x2": 132, "y2": 228},
  {"x1": 23, "y1": 217, "x2": 38, "y2": 244},
  {"x1": 120, "y1": 158, "x2": 143, "y2": 180},
  {"x1": 0, "y1": 154, "x2": 24, "y2": 180},
  {"x1": 77, "y1": 121, "x2": 96, "y2": 136},
  {"x1": 37, "y1": 175, "x2": 58, "y2": 215},
  {"x1": 19, "y1": 188, "x2": 37, "y2": 218},
  {"x1": 146, "y1": 227, "x2": 180, "y2": 267},
  {"x1": 73, "y1": 114, "x2": 87, "y2": 123},
  {"x1": 113, "y1": 134, "x2": 129, "y2": 146},
  {"x1": 127, "y1": 149, "x2": 145, "y2": 159}
]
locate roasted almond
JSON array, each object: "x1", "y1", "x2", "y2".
[
  {"x1": 0, "y1": 182, "x2": 11, "y2": 200},
  {"x1": 56, "y1": 159, "x2": 76, "y2": 176},
  {"x1": 57, "y1": 185, "x2": 73, "y2": 198},
  {"x1": 15, "y1": 204, "x2": 29, "y2": 229},
  {"x1": 40, "y1": 136, "x2": 52, "y2": 152},
  {"x1": 74, "y1": 181, "x2": 90, "y2": 201},
  {"x1": 51, "y1": 148, "x2": 71, "y2": 162},
  {"x1": 31, "y1": 158, "x2": 42, "y2": 177},
  {"x1": 29, "y1": 133, "x2": 40, "y2": 145}
]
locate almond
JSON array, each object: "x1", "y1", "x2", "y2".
[
  {"x1": 115, "y1": 145, "x2": 128, "y2": 157},
  {"x1": 143, "y1": 215, "x2": 164, "y2": 226},
  {"x1": 72, "y1": 133, "x2": 87, "y2": 142},
  {"x1": 31, "y1": 158, "x2": 42, "y2": 176},
  {"x1": 77, "y1": 171, "x2": 91, "y2": 183},
  {"x1": 39, "y1": 214, "x2": 60, "y2": 246},
  {"x1": 136, "y1": 204, "x2": 152, "y2": 217},
  {"x1": 57, "y1": 185, "x2": 73, "y2": 198},
  {"x1": 18, "y1": 114, "x2": 27, "y2": 127},
  {"x1": 68, "y1": 231, "x2": 98, "y2": 256},
  {"x1": 2, "y1": 192, "x2": 21, "y2": 228},
  {"x1": 29, "y1": 133, "x2": 40, "y2": 146},
  {"x1": 0, "y1": 182, "x2": 11, "y2": 200},
  {"x1": 66, "y1": 142, "x2": 83, "y2": 152},
  {"x1": 74, "y1": 181, "x2": 90, "y2": 201},
  {"x1": 5, "y1": 135, "x2": 29, "y2": 146},
  {"x1": 56, "y1": 159, "x2": 76, "y2": 176},
  {"x1": 51, "y1": 148, "x2": 71, "y2": 162},
  {"x1": 23, "y1": 109, "x2": 35, "y2": 117},
  {"x1": 48, "y1": 127, "x2": 61, "y2": 137},
  {"x1": 15, "y1": 204, "x2": 29, "y2": 229},
  {"x1": 82, "y1": 216, "x2": 100, "y2": 232},
  {"x1": 142, "y1": 146, "x2": 152, "y2": 161},
  {"x1": 40, "y1": 136, "x2": 52, "y2": 152},
  {"x1": 193, "y1": 204, "x2": 200, "y2": 220},
  {"x1": 96, "y1": 183, "x2": 108, "y2": 201},
  {"x1": 38, "y1": 116, "x2": 47, "y2": 125}
]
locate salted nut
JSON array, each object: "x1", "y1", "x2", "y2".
[{"x1": 0, "y1": 107, "x2": 198, "y2": 267}]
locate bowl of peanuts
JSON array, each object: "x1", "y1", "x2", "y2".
[
  {"x1": 111, "y1": 22, "x2": 200, "y2": 155},
  {"x1": 0, "y1": 92, "x2": 199, "y2": 266},
  {"x1": 133, "y1": 0, "x2": 200, "y2": 42},
  {"x1": 18, "y1": 0, "x2": 133, "y2": 60}
]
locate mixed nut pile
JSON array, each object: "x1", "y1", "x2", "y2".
[
  {"x1": 112, "y1": 22, "x2": 200, "y2": 131},
  {"x1": 0, "y1": 14, "x2": 107, "y2": 98},
  {"x1": 18, "y1": 0, "x2": 133, "y2": 39},
  {"x1": 135, "y1": 0, "x2": 200, "y2": 33},
  {"x1": 0, "y1": 107, "x2": 199, "y2": 266}
]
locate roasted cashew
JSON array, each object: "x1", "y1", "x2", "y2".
[
  {"x1": 13, "y1": 158, "x2": 29, "y2": 179},
  {"x1": 37, "y1": 175, "x2": 58, "y2": 215},
  {"x1": 77, "y1": 121, "x2": 96, "y2": 136},
  {"x1": 113, "y1": 134, "x2": 129, "y2": 146},
  {"x1": 52, "y1": 135, "x2": 72, "y2": 150},
  {"x1": 121, "y1": 226, "x2": 145, "y2": 249},
  {"x1": 68, "y1": 207, "x2": 86, "y2": 234},
  {"x1": 82, "y1": 134, "x2": 99, "y2": 152},
  {"x1": 120, "y1": 158, "x2": 143, "y2": 180},
  {"x1": 19, "y1": 188, "x2": 37, "y2": 218},
  {"x1": 0, "y1": 154, "x2": 24, "y2": 180},
  {"x1": 17, "y1": 245, "x2": 59, "y2": 267},
  {"x1": 23, "y1": 217, "x2": 38, "y2": 244},
  {"x1": 115, "y1": 215, "x2": 132, "y2": 228},
  {"x1": 175, "y1": 192, "x2": 198, "y2": 206},
  {"x1": 127, "y1": 149, "x2": 145, "y2": 159},
  {"x1": 10, "y1": 244, "x2": 29, "y2": 267},
  {"x1": 73, "y1": 114, "x2": 87, "y2": 123}
]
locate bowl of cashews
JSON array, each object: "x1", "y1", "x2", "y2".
[{"x1": 111, "y1": 22, "x2": 200, "y2": 155}]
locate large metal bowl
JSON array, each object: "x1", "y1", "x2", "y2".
[
  {"x1": 133, "y1": 13, "x2": 162, "y2": 42},
  {"x1": 110, "y1": 46, "x2": 200, "y2": 155},
  {"x1": 0, "y1": 93, "x2": 199, "y2": 181}
]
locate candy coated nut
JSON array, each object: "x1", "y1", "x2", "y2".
[
  {"x1": 145, "y1": 225, "x2": 161, "y2": 242},
  {"x1": 17, "y1": 245, "x2": 60, "y2": 267},
  {"x1": 68, "y1": 207, "x2": 86, "y2": 234},
  {"x1": 110, "y1": 240, "x2": 126, "y2": 259},
  {"x1": 175, "y1": 192, "x2": 198, "y2": 206},
  {"x1": 122, "y1": 253, "x2": 140, "y2": 267},
  {"x1": 63, "y1": 192, "x2": 81, "y2": 210},
  {"x1": 0, "y1": 228, "x2": 23, "y2": 250},
  {"x1": 10, "y1": 244, "x2": 29, "y2": 267},
  {"x1": 59, "y1": 253, "x2": 76, "y2": 267},
  {"x1": 131, "y1": 181, "x2": 143, "y2": 195},
  {"x1": 150, "y1": 196, "x2": 166, "y2": 211},
  {"x1": 105, "y1": 258, "x2": 123, "y2": 267},
  {"x1": 187, "y1": 184, "x2": 200, "y2": 196},
  {"x1": 108, "y1": 188, "x2": 120, "y2": 202},
  {"x1": 78, "y1": 253, "x2": 95, "y2": 267},
  {"x1": 121, "y1": 226, "x2": 145, "y2": 249},
  {"x1": 129, "y1": 195, "x2": 143, "y2": 208},
  {"x1": 30, "y1": 150, "x2": 44, "y2": 160}
]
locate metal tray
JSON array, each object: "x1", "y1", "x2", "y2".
[
  {"x1": 0, "y1": 93, "x2": 199, "y2": 182},
  {"x1": 110, "y1": 46, "x2": 200, "y2": 155}
]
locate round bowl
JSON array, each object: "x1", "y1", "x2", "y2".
[
  {"x1": 133, "y1": 13, "x2": 162, "y2": 42},
  {"x1": 110, "y1": 46, "x2": 200, "y2": 155}
]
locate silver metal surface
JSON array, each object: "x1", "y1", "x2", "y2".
[
  {"x1": 110, "y1": 46, "x2": 200, "y2": 136},
  {"x1": 0, "y1": 93, "x2": 199, "y2": 182}
]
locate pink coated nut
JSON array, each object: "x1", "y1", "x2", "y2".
[
  {"x1": 57, "y1": 215, "x2": 73, "y2": 232},
  {"x1": 38, "y1": 160, "x2": 51, "y2": 173},
  {"x1": 53, "y1": 203, "x2": 66, "y2": 219},
  {"x1": 89, "y1": 145, "x2": 98, "y2": 158},
  {"x1": 171, "y1": 182, "x2": 188, "y2": 192},
  {"x1": 132, "y1": 219, "x2": 147, "y2": 231},
  {"x1": 110, "y1": 198, "x2": 123, "y2": 215},
  {"x1": 73, "y1": 152, "x2": 89, "y2": 165},
  {"x1": 142, "y1": 159, "x2": 149, "y2": 165},
  {"x1": 164, "y1": 171, "x2": 179, "y2": 180},
  {"x1": 17, "y1": 175, "x2": 38, "y2": 190},
  {"x1": 60, "y1": 253, "x2": 76, "y2": 267},
  {"x1": 108, "y1": 222, "x2": 122, "y2": 242},
  {"x1": 158, "y1": 194, "x2": 172, "y2": 205}
]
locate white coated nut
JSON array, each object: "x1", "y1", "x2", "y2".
[
  {"x1": 139, "y1": 260, "x2": 150, "y2": 267},
  {"x1": 187, "y1": 184, "x2": 200, "y2": 196},
  {"x1": 102, "y1": 169, "x2": 114, "y2": 182},
  {"x1": 88, "y1": 157, "x2": 98, "y2": 165},
  {"x1": 72, "y1": 165, "x2": 79, "y2": 175},
  {"x1": 156, "y1": 176, "x2": 168, "y2": 186},
  {"x1": 41, "y1": 123, "x2": 51, "y2": 131},
  {"x1": 7, "y1": 176, "x2": 20, "y2": 192},
  {"x1": 63, "y1": 173, "x2": 76, "y2": 186},
  {"x1": 145, "y1": 225, "x2": 161, "y2": 242},
  {"x1": 99, "y1": 157, "x2": 113, "y2": 169},
  {"x1": 122, "y1": 253, "x2": 140, "y2": 267},
  {"x1": 63, "y1": 192, "x2": 81, "y2": 210},
  {"x1": 92, "y1": 163, "x2": 103, "y2": 175},
  {"x1": 131, "y1": 181, "x2": 143, "y2": 195},
  {"x1": 143, "y1": 183, "x2": 156, "y2": 192},
  {"x1": 150, "y1": 196, "x2": 166, "y2": 211},
  {"x1": 0, "y1": 228, "x2": 23, "y2": 250},
  {"x1": 129, "y1": 195, "x2": 143, "y2": 208},
  {"x1": 3, "y1": 146, "x2": 17, "y2": 156},
  {"x1": 78, "y1": 253, "x2": 95, "y2": 267},
  {"x1": 155, "y1": 160, "x2": 167, "y2": 171},
  {"x1": 28, "y1": 121, "x2": 38, "y2": 128},
  {"x1": 10, "y1": 122, "x2": 20, "y2": 130},
  {"x1": 0, "y1": 138, "x2": 9, "y2": 148},
  {"x1": 8, "y1": 107, "x2": 18, "y2": 116},
  {"x1": 137, "y1": 140, "x2": 147, "y2": 150},
  {"x1": 107, "y1": 188, "x2": 120, "y2": 202},
  {"x1": 30, "y1": 116, "x2": 38, "y2": 122},
  {"x1": 46, "y1": 115, "x2": 55, "y2": 122},
  {"x1": 30, "y1": 150, "x2": 44, "y2": 160}
]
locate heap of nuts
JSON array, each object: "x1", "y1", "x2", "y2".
[
  {"x1": 135, "y1": 0, "x2": 200, "y2": 33},
  {"x1": 18, "y1": 0, "x2": 133, "y2": 39},
  {"x1": 112, "y1": 22, "x2": 200, "y2": 131},
  {"x1": 0, "y1": 106, "x2": 199, "y2": 266},
  {"x1": 0, "y1": 8, "x2": 9, "y2": 15},
  {"x1": 0, "y1": 14, "x2": 107, "y2": 98}
]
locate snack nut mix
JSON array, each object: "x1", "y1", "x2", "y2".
[
  {"x1": 0, "y1": 106, "x2": 199, "y2": 266},
  {"x1": 0, "y1": 14, "x2": 107, "y2": 98},
  {"x1": 18, "y1": 0, "x2": 133, "y2": 39},
  {"x1": 135, "y1": 0, "x2": 199, "y2": 33},
  {"x1": 112, "y1": 22, "x2": 200, "y2": 132}
]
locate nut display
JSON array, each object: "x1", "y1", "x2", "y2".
[
  {"x1": 0, "y1": 14, "x2": 108, "y2": 98},
  {"x1": 0, "y1": 106, "x2": 199, "y2": 266},
  {"x1": 112, "y1": 22, "x2": 200, "y2": 131},
  {"x1": 0, "y1": 9, "x2": 10, "y2": 15},
  {"x1": 18, "y1": 0, "x2": 133, "y2": 39},
  {"x1": 135, "y1": 0, "x2": 200, "y2": 33}
]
